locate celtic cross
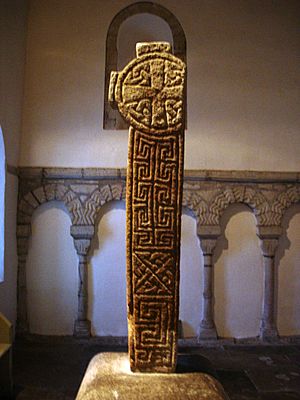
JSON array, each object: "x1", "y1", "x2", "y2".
[{"x1": 109, "y1": 42, "x2": 186, "y2": 373}]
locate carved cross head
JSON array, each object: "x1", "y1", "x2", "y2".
[{"x1": 109, "y1": 42, "x2": 186, "y2": 134}]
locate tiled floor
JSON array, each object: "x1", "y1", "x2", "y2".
[{"x1": 9, "y1": 338, "x2": 300, "y2": 399}]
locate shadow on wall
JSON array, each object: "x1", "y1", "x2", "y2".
[
  {"x1": 179, "y1": 209, "x2": 202, "y2": 338},
  {"x1": 214, "y1": 204, "x2": 263, "y2": 339},
  {"x1": 26, "y1": 201, "x2": 77, "y2": 335},
  {"x1": 88, "y1": 201, "x2": 127, "y2": 337}
]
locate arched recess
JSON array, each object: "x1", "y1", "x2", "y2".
[
  {"x1": 0, "y1": 127, "x2": 5, "y2": 282},
  {"x1": 26, "y1": 201, "x2": 78, "y2": 335},
  {"x1": 104, "y1": 1, "x2": 186, "y2": 129},
  {"x1": 214, "y1": 204, "x2": 263, "y2": 339},
  {"x1": 89, "y1": 200, "x2": 127, "y2": 336},
  {"x1": 179, "y1": 209, "x2": 202, "y2": 338},
  {"x1": 277, "y1": 204, "x2": 300, "y2": 336}
]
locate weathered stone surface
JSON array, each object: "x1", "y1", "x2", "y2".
[
  {"x1": 103, "y1": 2, "x2": 186, "y2": 130},
  {"x1": 76, "y1": 353, "x2": 228, "y2": 400},
  {"x1": 109, "y1": 42, "x2": 186, "y2": 373},
  {"x1": 43, "y1": 167, "x2": 83, "y2": 179},
  {"x1": 82, "y1": 168, "x2": 122, "y2": 179}
]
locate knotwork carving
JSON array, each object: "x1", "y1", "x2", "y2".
[
  {"x1": 110, "y1": 42, "x2": 185, "y2": 134},
  {"x1": 110, "y1": 42, "x2": 186, "y2": 373}
]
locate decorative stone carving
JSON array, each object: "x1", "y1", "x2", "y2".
[
  {"x1": 15, "y1": 168, "x2": 300, "y2": 342},
  {"x1": 104, "y1": 2, "x2": 186, "y2": 130},
  {"x1": 109, "y1": 42, "x2": 186, "y2": 373}
]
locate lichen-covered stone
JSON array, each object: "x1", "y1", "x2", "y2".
[{"x1": 109, "y1": 42, "x2": 186, "y2": 373}]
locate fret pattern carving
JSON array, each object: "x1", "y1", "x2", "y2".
[{"x1": 110, "y1": 42, "x2": 186, "y2": 372}]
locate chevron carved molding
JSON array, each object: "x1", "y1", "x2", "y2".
[{"x1": 16, "y1": 167, "x2": 300, "y2": 337}]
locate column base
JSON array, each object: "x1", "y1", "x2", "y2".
[
  {"x1": 198, "y1": 324, "x2": 218, "y2": 341},
  {"x1": 260, "y1": 327, "x2": 279, "y2": 342},
  {"x1": 74, "y1": 319, "x2": 91, "y2": 338}
]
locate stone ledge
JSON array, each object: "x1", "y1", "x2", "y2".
[{"x1": 17, "y1": 167, "x2": 300, "y2": 183}]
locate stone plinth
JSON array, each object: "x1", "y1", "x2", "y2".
[{"x1": 76, "y1": 353, "x2": 228, "y2": 400}]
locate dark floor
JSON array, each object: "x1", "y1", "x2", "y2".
[{"x1": 9, "y1": 337, "x2": 300, "y2": 399}]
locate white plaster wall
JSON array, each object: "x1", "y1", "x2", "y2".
[
  {"x1": 179, "y1": 212, "x2": 202, "y2": 338},
  {"x1": 26, "y1": 202, "x2": 78, "y2": 335},
  {"x1": 89, "y1": 203, "x2": 127, "y2": 336},
  {"x1": 20, "y1": 0, "x2": 300, "y2": 171},
  {"x1": 16, "y1": 0, "x2": 300, "y2": 337},
  {"x1": 278, "y1": 207, "x2": 300, "y2": 336},
  {"x1": 118, "y1": 13, "x2": 173, "y2": 70},
  {"x1": 0, "y1": 0, "x2": 27, "y2": 326},
  {"x1": 214, "y1": 207, "x2": 263, "y2": 338}
]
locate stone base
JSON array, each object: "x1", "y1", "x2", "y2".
[
  {"x1": 76, "y1": 353, "x2": 229, "y2": 400},
  {"x1": 74, "y1": 319, "x2": 91, "y2": 338},
  {"x1": 260, "y1": 327, "x2": 279, "y2": 342},
  {"x1": 198, "y1": 325, "x2": 218, "y2": 341}
]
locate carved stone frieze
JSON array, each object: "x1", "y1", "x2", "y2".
[{"x1": 15, "y1": 167, "x2": 300, "y2": 339}]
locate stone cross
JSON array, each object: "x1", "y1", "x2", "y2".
[{"x1": 109, "y1": 42, "x2": 186, "y2": 373}]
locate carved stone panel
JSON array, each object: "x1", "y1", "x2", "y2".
[{"x1": 110, "y1": 42, "x2": 186, "y2": 372}]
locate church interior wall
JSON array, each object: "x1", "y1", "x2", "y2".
[
  {"x1": 0, "y1": 0, "x2": 299, "y2": 339},
  {"x1": 0, "y1": 0, "x2": 27, "y2": 325}
]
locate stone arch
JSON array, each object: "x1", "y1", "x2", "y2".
[
  {"x1": 103, "y1": 1, "x2": 187, "y2": 129},
  {"x1": 26, "y1": 201, "x2": 78, "y2": 335},
  {"x1": 182, "y1": 189, "x2": 208, "y2": 224},
  {"x1": 18, "y1": 183, "x2": 82, "y2": 226},
  {"x1": 16, "y1": 185, "x2": 81, "y2": 334},
  {"x1": 207, "y1": 186, "x2": 269, "y2": 227},
  {"x1": 83, "y1": 182, "x2": 126, "y2": 226},
  {"x1": 271, "y1": 186, "x2": 300, "y2": 226}
]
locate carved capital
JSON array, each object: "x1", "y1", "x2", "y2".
[
  {"x1": 73, "y1": 239, "x2": 91, "y2": 256},
  {"x1": 260, "y1": 239, "x2": 279, "y2": 258},
  {"x1": 257, "y1": 226, "x2": 282, "y2": 257},
  {"x1": 70, "y1": 225, "x2": 95, "y2": 256},
  {"x1": 200, "y1": 239, "x2": 218, "y2": 256},
  {"x1": 197, "y1": 225, "x2": 221, "y2": 255}
]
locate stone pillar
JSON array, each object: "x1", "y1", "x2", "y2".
[
  {"x1": 16, "y1": 224, "x2": 31, "y2": 335},
  {"x1": 257, "y1": 226, "x2": 281, "y2": 341},
  {"x1": 197, "y1": 225, "x2": 220, "y2": 341},
  {"x1": 71, "y1": 225, "x2": 95, "y2": 337}
]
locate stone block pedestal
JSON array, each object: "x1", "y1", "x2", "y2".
[{"x1": 76, "y1": 353, "x2": 228, "y2": 400}]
